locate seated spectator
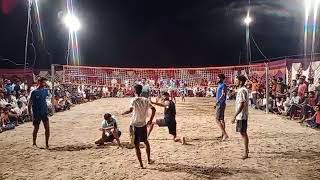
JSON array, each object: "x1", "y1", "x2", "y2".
[
  {"x1": 9, "y1": 91, "x2": 18, "y2": 107},
  {"x1": 6, "y1": 104, "x2": 20, "y2": 125},
  {"x1": 299, "y1": 91, "x2": 318, "y2": 122},
  {"x1": 0, "y1": 107, "x2": 15, "y2": 131},
  {"x1": 287, "y1": 91, "x2": 302, "y2": 119},
  {"x1": 289, "y1": 80, "x2": 298, "y2": 98},
  {"x1": 102, "y1": 86, "x2": 109, "y2": 97},
  {"x1": 308, "y1": 77, "x2": 316, "y2": 92},
  {"x1": 260, "y1": 94, "x2": 273, "y2": 112},
  {"x1": 12, "y1": 101, "x2": 28, "y2": 123},
  {"x1": 18, "y1": 90, "x2": 28, "y2": 108},
  {"x1": 276, "y1": 77, "x2": 287, "y2": 98},
  {"x1": 304, "y1": 104, "x2": 320, "y2": 128},
  {"x1": 95, "y1": 113, "x2": 122, "y2": 147},
  {"x1": 0, "y1": 91, "x2": 8, "y2": 108},
  {"x1": 275, "y1": 97, "x2": 284, "y2": 114},
  {"x1": 4, "y1": 80, "x2": 13, "y2": 95},
  {"x1": 53, "y1": 96, "x2": 64, "y2": 112},
  {"x1": 315, "y1": 78, "x2": 320, "y2": 100},
  {"x1": 63, "y1": 96, "x2": 73, "y2": 109},
  {"x1": 281, "y1": 93, "x2": 291, "y2": 115},
  {"x1": 116, "y1": 89, "x2": 124, "y2": 98}
]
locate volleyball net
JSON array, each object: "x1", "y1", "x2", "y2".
[{"x1": 60, "y1": 60, "x2": 287, "y2": 87}]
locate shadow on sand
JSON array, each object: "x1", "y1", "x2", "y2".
[
  {"x1": 149, "y1": 162, "x2": 260, "y2": 179},
  {"x1": 48, "y1": 142, "x2": 137, "y2": 151}
]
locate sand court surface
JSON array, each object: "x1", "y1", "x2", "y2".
[{"x1": 0, "y1": 97, "x2": 320, "y2": 180}]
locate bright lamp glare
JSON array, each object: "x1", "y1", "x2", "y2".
[
  {"x1": 63, "y1": 14, "x2": 80, "y2": 32},
  {"x1": 244, "y1": 16, "x2": 252, "y2": 25},
  {"x1": 305, "y1": 0, "x2": 312, "y2": 21}
]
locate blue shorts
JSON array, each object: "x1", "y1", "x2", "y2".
[{"x1": 33, "y1": 113, "x2": 49, "y2": 126}]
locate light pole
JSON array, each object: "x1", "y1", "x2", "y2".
[{"x1": 24, "y1": 0, "x2": 32, "y2": 72}]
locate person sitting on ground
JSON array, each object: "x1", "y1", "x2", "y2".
[
  {"x1": 289, "y1": 80, "x2": 298, "y2": 98},
  {"x1": 18, "y1": 90, "x2": 28, "y2": 108},
  {"x1": 287, "y1": 91, "x2": 302, "y2": 119},
  {"x1": 261, "y1": 93, "x2": 273, "y2": 112},
  {"x1": 275, "y1": 97, "x2": 284, "y2": 114},
  {"x1": 316, "y1": 78, "x2": 320, "y2": 102},
  {"x1": 95, "y1": 113, "x2": 122, "y2": 147},
  {"x1": 12, "y1": 101, "x2": 28, "y2": 123},
  {"x1": 276, "y1": 77, "x2": 287, "y2": 98},
  {"x1": 304, "y1": 104, "x2": 320, "y2": 128},
  {"x1": 148, "y1": 92, "x2": 186, "y2": 144},
  {"x1": 299, "y1": 91, "x2": 318, "y2": 123},
  {"x1": 116, "y1": 88, "x2": 124, "y2": 98},
  {"x1": 280, "y1": 93, "x2": 291, "y2": 115},
  {"x1": 4, "y1": 80, "x2": 13, "y2": 95},
  {"x1": 0, "y1": 91, "x2": 8, "y2": 108},
  {"x1": 9, "y1": 91, "x2": 18, "y2": 108},
  {"x1": 53, "y1": 95, "x2": 64, "y2": 112},
  {"x1": 5, "y1": 104, "x2": 20, "y2": 125},
  {"x1": 0, "y1": 107, "x2": 15, "y2": 131},
  {"x1": 308, "y1": 77, "x2": 316, "y2": 93}
]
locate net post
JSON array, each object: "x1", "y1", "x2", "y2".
[
  {"x1": 51, "y1": 64, "x2": 55, "y2": 114},
  {"x1": 265, "y1": 63, "x2": 269, "y2": 114}
]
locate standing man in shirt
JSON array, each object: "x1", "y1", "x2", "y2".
[
  {"x1": 122, "y1": 84, "x2": 156, "y2": 168},
  {"x1": 28, "y1": 78, "x2": 50, "y2": 148},
  {"x1": 251, "y1": 78, "x2": 259, "y2": 108},
  {"x1": 298, "y1": 76, "x2": 308, "y2": 100},
  {"x1": 141, "y1": 80, "x2": 150, "y2": 99},
  {"x1": 214, "y1": 74, "x2": 229, "y2": 141},
  {"x1": 232, "y1": 75, "x2": 249, "y2": 159}
]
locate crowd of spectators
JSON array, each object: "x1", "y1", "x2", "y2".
[
  {"x1": 3, "y1": 74, "x2": 317, "y2": 133},
  {"x1": 246, "y1": 74, "x2": 320, "y2": 129}
]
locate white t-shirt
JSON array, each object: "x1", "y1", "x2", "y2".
[
  {"x1": 130, "y1": 97, "x2": 153, "y2": 127},
  {"x1": 19, "y1": 96, "x2": 28, "y2": 107},
  {"x1": 0, "y1": 98, "x2": 8, "y2": 108},
  {"x1": 13, "y1": 107, "x2": 24, "y2": 116},
  {"x1": 235, "y1": 87, "x2": 249, "y2": 120},
  {"x1": 309, "y1": 84, "x2": 316, "y2": 92}
]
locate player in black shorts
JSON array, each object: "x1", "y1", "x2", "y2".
[{"x1": 148, "y1": 92, "x2": 185, "y2": 144}]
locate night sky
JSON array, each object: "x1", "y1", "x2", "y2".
[{"x1": 0, "y1": 0, "x2": 306, "y2": 69}]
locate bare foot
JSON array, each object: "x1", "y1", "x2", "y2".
[
  {"x1": 221, "y1": 135, "x2": 229, "y2": 141},
  {"x1": 181, "y1": 137, "x2": 186, "y2": 145},
  {"x1": 242, "y1": 151, "x2": 249, "y2": 159},
  {"x1": 241, "y1": 154, "x2": 249, "y2": 160},
  {"x1": 148, "y1": 160, "x2": 155, "y2": 164}
]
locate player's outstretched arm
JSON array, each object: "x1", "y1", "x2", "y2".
[
  {"x1": 150, "y1": 101, "x2": 165, "y2": 107},
  {"x1": 122, "y1": 107, "x2": 133, "y2": 115}
]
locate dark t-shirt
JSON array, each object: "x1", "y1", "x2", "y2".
[
  {"x1": 14, "y1": 85, "x2": 21, "y2": 93},
  {"x1": 31, "y1": 88, "x2": 49, "y2": 116},
  {"x1": 164, "y1": 100, "x2": 176, "y2": 124}
]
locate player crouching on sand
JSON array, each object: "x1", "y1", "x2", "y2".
[
  {"x1": 148, "y1": 92, "x2": 185, "y2": 144},
  {"x1": 95, "y1": 113, "x2": 122, "y2": 148}
]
